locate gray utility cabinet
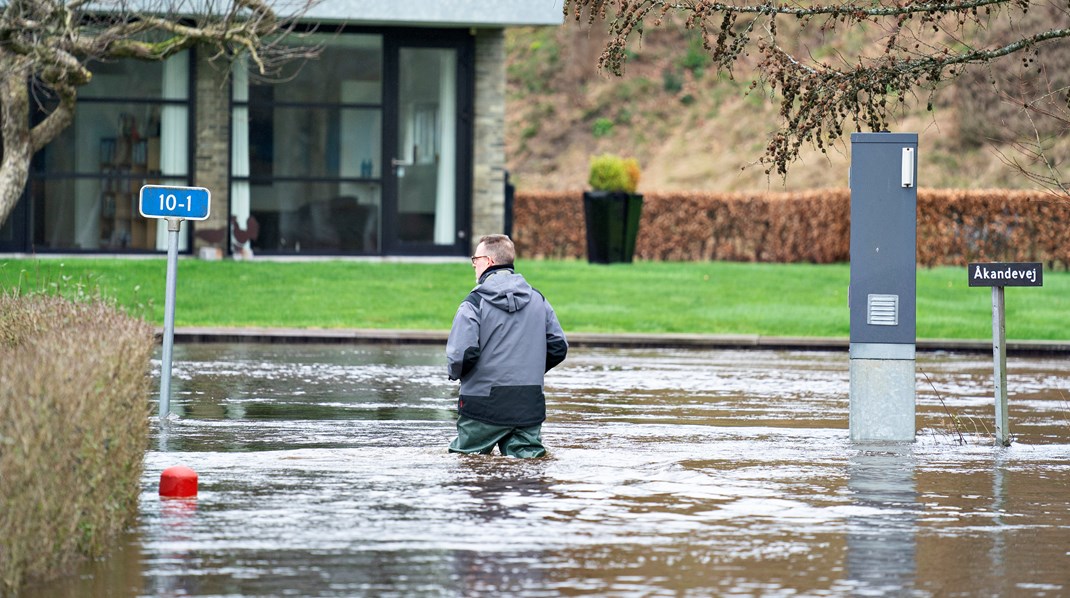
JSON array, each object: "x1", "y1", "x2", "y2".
[{"x1": 849, "y1": 132, "x2": 918, "y2": 442}]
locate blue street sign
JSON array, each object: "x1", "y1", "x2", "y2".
[{"x1": 140, "y1": 185, "x2": 211, "y2": 221}]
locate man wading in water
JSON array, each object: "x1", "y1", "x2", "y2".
[{"x1": 446, "y1": 234, "x2": 568, "y2": 457}]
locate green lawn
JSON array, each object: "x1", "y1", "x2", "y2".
[{"x1": 1, "y1": 257, "x2": 1066, "y2": 340}]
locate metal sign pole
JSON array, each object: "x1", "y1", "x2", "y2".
[
  {"x1": 992, "y1": 285, "x2": 1009, "y2": 446},
  {"x1": 969, "y1": 261, "x2": 1042, "y2": 447},
  {"x1": 159, "y1": 217, "x2": 182, "y2": 421},
  {"x1": 139, "y1": 184, "x2": 210, "y2": 424}
]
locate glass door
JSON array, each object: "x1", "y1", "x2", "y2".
[{"x1": 384, "y1": 36, "x2": 470, "y2": 255}]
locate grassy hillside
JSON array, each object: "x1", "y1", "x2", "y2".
[{"x1": 504, "y1": 19, "x2": 1069, "y2": 193}]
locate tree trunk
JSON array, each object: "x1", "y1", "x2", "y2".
[
  {"x1": 0, "y1": 56, "x2": 33, "y2": 229},
  {"x1": 0, "y1": 52, "x2": 76, "y2": 230}
]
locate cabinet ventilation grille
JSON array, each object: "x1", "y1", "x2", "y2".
[{"x1": 867, "y1": 294, "x2": 899, "y2": 326}]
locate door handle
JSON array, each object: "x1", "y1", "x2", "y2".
[{"x1": 391, "y1": 157, "x2": 412, "y2": 177}]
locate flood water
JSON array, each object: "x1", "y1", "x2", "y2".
[{"x1": 25, "y1": 343, "x2": 1070, "y2": 597}]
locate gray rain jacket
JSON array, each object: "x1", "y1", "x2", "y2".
[{"x1": 446, "y1": 266, "x2": 568, "y2": 427}]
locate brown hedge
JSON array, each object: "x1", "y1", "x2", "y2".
[{"x1": 513, "y1": 189, "x2": 1070, "y2": 267}]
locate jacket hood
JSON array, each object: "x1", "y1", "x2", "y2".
[{"x1": 474, "y1": 268, "x2": 532, "y2": 313}]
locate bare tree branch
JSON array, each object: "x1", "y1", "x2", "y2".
[
  {"x1": 0, "y1": 0, "x2": 319, "y2": 227},
  {"x1": 565, "y1": 0, "x2": 1070, "y2": 182}
]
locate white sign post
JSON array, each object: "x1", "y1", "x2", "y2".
[
  {"x1": 968, "y1": 262, "x2": 1043, "y2": 446},
  {"x1": 140, "y1": 185, "x2": 211, "y2": 421}
]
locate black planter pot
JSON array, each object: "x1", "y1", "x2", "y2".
[{"x1": 582, "y1": 191, "x2": 643, "y2": 264}]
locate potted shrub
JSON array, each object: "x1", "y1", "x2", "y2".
[{"x1": 583, "y1": 153, "x2": 643, "y2": 264}]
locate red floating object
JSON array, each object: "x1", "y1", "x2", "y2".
[{"x1": 159, "y1": 465, "x2": 198, "y2": 497}]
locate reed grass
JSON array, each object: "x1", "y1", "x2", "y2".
[{"x1": 0, "y1": 293, "x2": 155, "y2": 592}]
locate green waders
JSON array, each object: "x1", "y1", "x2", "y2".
[{"x1": 449, "y1": 415, "x2": 546, "y2": 458}]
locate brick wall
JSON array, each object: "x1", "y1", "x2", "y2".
[
  {"x1": 192, "y1": 54, "x2": 230, "y2": 254},
  {"x1": 470, "y1": 29, "x2": 507, "y2": 252}
]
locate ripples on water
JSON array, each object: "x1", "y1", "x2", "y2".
[{"x1": 25, "y1": 344, "x2": 1070, "y2": 597}]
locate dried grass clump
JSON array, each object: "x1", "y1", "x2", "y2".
[{"x1": 0, "y1": 294, "x2": 155, "y2": 593}]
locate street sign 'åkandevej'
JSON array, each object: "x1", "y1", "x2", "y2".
[
  {"x1": 968, "y1": 261, "x2": 1043, "y2": 447},
  {"x1": 968, "y1": 262, "x2": 1043, "y2": 287}
]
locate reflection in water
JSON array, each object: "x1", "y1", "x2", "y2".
[
  {"x1": 147, "y1": 498, "x2": 199, "y2": 597},
  {"x1": 448, "y1": 457, "x2": 554, "y2": 595},
  {"x1": 847, "y1": 444, "x2": 918, "y2": 595},
  {"x1": 990, "y1": 454, "x2": 1007, "y2": 595},
  {"x1": 20, "y1": 345, "x2": 1070, "y2": 597}
]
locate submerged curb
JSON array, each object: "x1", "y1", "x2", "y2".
[{"x1": 167, "y1": 327, "x2": 1070, "y2": 356}]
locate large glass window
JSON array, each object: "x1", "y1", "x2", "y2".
[
  {"x1": 232, "y1": 34, "x2": 383, "y2": 254},
  {"x1": 29, "y1": 53, "x2": 191, "y2": 251}
]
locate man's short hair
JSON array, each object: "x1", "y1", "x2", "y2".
[{"x1": 480, "y1": 234, "x2": 515, "y2": 265}]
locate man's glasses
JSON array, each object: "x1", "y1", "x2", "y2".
[{"x1": 470, "y1": 255, "x2": 490, "y2": 264}]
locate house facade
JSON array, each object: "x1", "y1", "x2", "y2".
[{"x1": 0, "y1": 1, "x2": 561, "y2": 257}]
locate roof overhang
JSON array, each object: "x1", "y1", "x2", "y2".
[{"x1": 300, "y1": 0, "x2": 564, "y2": 27}]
